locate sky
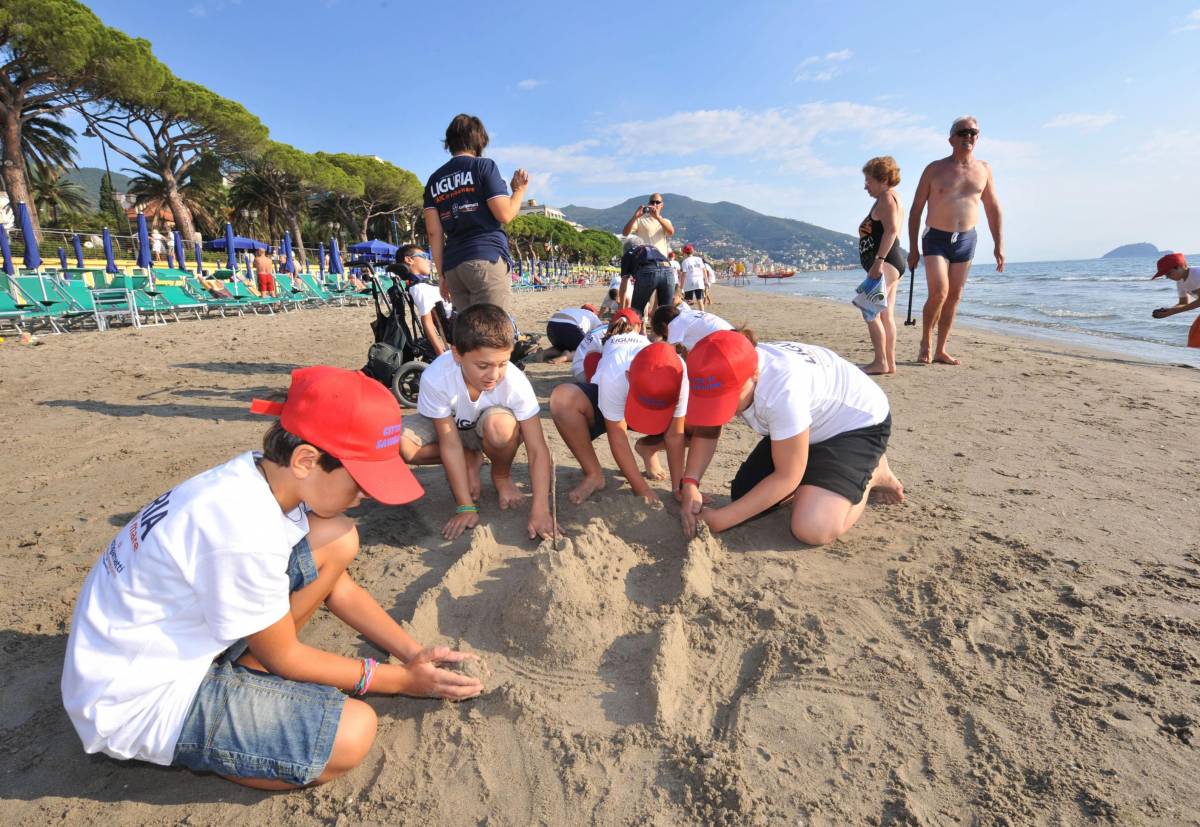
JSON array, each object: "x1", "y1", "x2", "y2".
[{"x1": 69, "y1": 0, "x2": 1200, "y2": 262}]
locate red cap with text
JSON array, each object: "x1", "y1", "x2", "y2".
[
  {"x1": 625, "y1": 342, "x2": 684, "y2": 435},
  {"x1": 1152, "y1": 252, "x2": 1188, "y2": 279},
  {"x1": 250, "y1": 366, "x2": 423, "y2": 505},
  {"x1": 684, "y1": 330, "x2": 758, "y2": 427}
]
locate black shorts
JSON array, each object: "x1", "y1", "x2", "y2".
[
  {"x1": 684, "y1": 288, "x2": 705, "y2": 301},
  {"x1": 730, "y1": 415, "x2": 891, "y2": 505},
  {"x1": 574, "y1": 382, "x2": 606, "y2": 440},
  {"x1": 547, "y1": 320, "x2": 585, "y2": 352}
]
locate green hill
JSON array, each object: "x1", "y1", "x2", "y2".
[
  {"x1": 64, "y1": 167, "x2": 133, "y2": 210},
  {"x1": 561, "y1": 193, "x2": 857, "y2": 268}
]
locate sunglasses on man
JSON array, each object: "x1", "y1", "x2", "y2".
[{"x1": 954, "y1": 128, "x2": 980, "y2": 138}]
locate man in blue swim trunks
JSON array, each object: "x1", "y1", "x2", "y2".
[{"x1": 907, "y1": 115, "x2": 1005, "y2": 365}]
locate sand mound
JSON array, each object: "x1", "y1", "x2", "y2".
[{"x1": 500, "y1": 520, "x2": 640, "y2": 667}]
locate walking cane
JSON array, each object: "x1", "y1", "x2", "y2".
[{"x1": 903, "y1": 263, "x2": 917, "y2": 326}]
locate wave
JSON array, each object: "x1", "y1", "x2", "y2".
[{"x1": 1034, "y1": 308, "x2": 1119, "y2": 320}]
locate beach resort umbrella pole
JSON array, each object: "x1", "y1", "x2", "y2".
[{"x1": 904, "y1": 268, "x2": 917, "y2": 326}]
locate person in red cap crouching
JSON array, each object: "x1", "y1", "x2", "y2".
[
  {"x1": 543, "y1": 303, "x2": 604, "y2": 364},
  {"x1": 679, "y1": 332, "x2": 905, "y2": 545},
  {"x1": 1150, "y1": 254, "x2": 1200, "y2": 345},
  {"x1": 62, "y1": 367, "x2": 482, "y2": 791},
  {"x1": 550, "y1": 309, "x2": 685, "y2": 504}
]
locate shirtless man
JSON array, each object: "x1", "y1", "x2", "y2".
[{"x1": 907, "y1": 115, "x2": 1004, "y2": 365}]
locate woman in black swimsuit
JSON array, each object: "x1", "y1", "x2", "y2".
[{"x1": 858, "y1": 156, "x2": 906, "y2": 375}]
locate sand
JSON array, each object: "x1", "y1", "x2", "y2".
[{"x1": 1, "y1": 284, "x2": 1197, "y2": 825}]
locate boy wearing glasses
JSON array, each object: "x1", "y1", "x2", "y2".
[
  {"x1": 906, "y1": 115, "x2": 1006, "y2": 366},
  {"x1": 388, "y1": 245, "x2": 452, "y2": 355}
]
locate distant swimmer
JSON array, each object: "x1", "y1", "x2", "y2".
[
  {"x1": 1150, "y1": 253, "x2": 1200, "y2": 347},
  {"x1": 907, "y1": 115, "x2": 1005, "y2": 365}
]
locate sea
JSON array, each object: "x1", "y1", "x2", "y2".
[{"x1": 735, "y1": 256, "x2": 1200, "y2": 367}]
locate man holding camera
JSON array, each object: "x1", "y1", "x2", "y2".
[{"x1": 622, "y1": 193, "x2": 675, "y2": 256}]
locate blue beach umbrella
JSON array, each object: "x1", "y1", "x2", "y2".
[
  {"x1": 58, "y1": 247, "x2": 68, "y2": 270},
  {"x1": 72, "y1": 234, "x2": 85, "y2": 268},
  {"x1": 16, "y1": 201, "x2": 41, "y2": 270},
  {"x1": 0, "y1": 224, "x2": 13, "y2": 275},
  {"x1": 224, "y1": 222, "x2": 237, "y2": 270},
  {"x1": 329, "y1": 238, "x2": 343, "y2": 283},
  {"x1": 318, "y1": 242, "x2": 325, "y2": 278},
  {"x1": 173, "y1": 231, "x2": 185, "y2": 272},
  {"x1": 102, "y1": 228, "x2": 119, "y2": 274},
  {"x1": 136, "y1": 213, "x2": 152, "y2": 269},
  {"x1": 194, "y1": 240, "x2": 203, "y2": 274},
  {"x1": 283, "y1": 231, "x2": 296, "y2": 274}
]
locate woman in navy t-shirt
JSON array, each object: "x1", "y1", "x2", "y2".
[{"x1": 423, "y1": 114, "x2": 529, "y2": 313}]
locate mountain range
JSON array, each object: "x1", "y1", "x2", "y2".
[{"x1": 561, "y1": 193, "x2": 858, "y2": 268}]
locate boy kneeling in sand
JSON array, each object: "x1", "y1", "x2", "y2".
[
  {"x1": 62, "y1": 367, "x2": 482, "y2": 790},
  {"x1": 679, "y1": 331, "x2": 905, "y2": 545},
  {"x1": 550, "y1": 309, "x2": 688, "y2": 504},
  {"x1": 400, "y1": 303, "x2": 556, "y2": 541}
]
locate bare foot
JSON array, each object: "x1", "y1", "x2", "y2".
[
  {"x1": 493, "y1": 473, "x2": 525, "y2": 510},
  {"x1": 568, "y1": 473, "x2": 606, "y2": 504},
  {"x1": 860, "y1": 360, "x2": 890, "y2": 376},
  {"x1": 547, "y1": 351, "x2": 571, "y2": 364},
  {"x1": 465, "y1": 450, "x2": 483, "y2": 501},
  {"x1": 868, "y1": 455, "x2": 905, "y2": 505},
  {"x1": 917, "y1": 345, "x2": 932, "y2": 365},
  {"x1": 932, "y1": 350, "x2": 960, "y2": 366},
  {"x1": 634, "y1": 438, "x2": 667, "y2": 479}
]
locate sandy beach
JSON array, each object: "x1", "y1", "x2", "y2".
[{"x1": 1, "y1": 284, "x2": 1197, "y2": 825}]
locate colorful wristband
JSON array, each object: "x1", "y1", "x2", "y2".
[
  {"x1": 680, "y1": 477, "x2": 701, "y2": 490},
  {"x1": 353, "y1": 657, "x2": 377, "y2": 696},
  {"x1": 455, "y1": 504, "x2": 479, "y2": 514}
]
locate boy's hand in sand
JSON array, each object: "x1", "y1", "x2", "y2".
[
  {"x1": 442, "y1": 510, "x2": 479, "y2": 540},
  {"x1": 679, "y1": 483, "x2": 704, "y2": 538},
  {"x1": 399, "y1": 646, "x2": 483, "y2": 700},
  {"x1": 527, "y1": 507, "x2": 556, "y2": 541}
]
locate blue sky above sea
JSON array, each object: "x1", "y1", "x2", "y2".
[{"x1": 71, "y1": 0, "x2": 1200, "y2": 262}]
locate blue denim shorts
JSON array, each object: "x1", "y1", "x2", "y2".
[{"x1": 171, "y1": 537, "x2": 345, "y2": 785}]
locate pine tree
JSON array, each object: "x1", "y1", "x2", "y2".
[{"x1": 98, "y1": 173, "x2": 121, "y2": 224}]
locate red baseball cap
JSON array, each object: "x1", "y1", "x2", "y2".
[
  {"x1": 250, "y1": 366, "x2": 423, "y2": 505},
  {"x1": 685, "y1": 331, "x2": 758, "y2": 427},
  {"x1": 612, "y1": 307, "x2": 642, "y2": 328},
  {"x1": 583, "y1": 351, "x2": 602, "y2": 381},
  {"x1": 682, "y1": 244, "x2": 694, "y2": 255},
  {"x1": 581, "y1": 303, "x2": 599, "y2": 314},
  {"x1": 625, "y1": 342, "x2": 684, "y2": 434},
  {"x1": 1152, "y1": 253, "x2": 1188, "y2": 279}
]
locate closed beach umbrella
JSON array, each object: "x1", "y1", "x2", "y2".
[
  {"x1": 318, "y1": 241, "x2": 325, "y2": 278},
  {"x1": 0, "y1": 224, "x2": 13, "y2": 275},
  {"x1": 283, "y1": 231, "x2": 296, "y2": 274},
  {"x1": 173, "y1": 231, "x2": 185, "y2": 272},
  {"x1": 16, "y1": 201, "x2": 41, "y2": 270},
  {"x1": 224, "y1": 222, "x2": 236, "y2": 271},
  {"x1": 193, "y1": 240, "x2": 203, "y2": 274},
  {"x1": 136, "y1": 213, "x2": 152, "y2": 269},
  {"x1": 57, "y1": 247, "x2": 68, "y2": 270},
  {"x1": 329, "y1": 238, "x2": 343, "y2": 284},
  {"x1": 102, "y1": 228, "x2": 119, "y2": 274},
  {"x1": 72, "y1": 234, "x2": 85, "y2": 268}
]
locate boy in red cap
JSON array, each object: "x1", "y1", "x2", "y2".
[
  {"x1": 1150, "y1": 253, "x2": 1200, "y2": 321},
  {"x1": 550, "y1": 309, "x2": 687, "y2": 503},
  {"x1": 679, "y1": 332, "x2": 904, "y2": 545},
  {"x1": 680, "y1": 244, "x2": 707, "y2": 309},
  {"x1": 62, "y1": 367, "x2": 482, "y2": 790}
]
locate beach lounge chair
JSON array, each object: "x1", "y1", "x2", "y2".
[
  {"x1": 183, "y1": 276, "x2": 244, "y2": 317},
  {"x1": 59, "y1": 280, "x2": 141, "y2": 331},
  {"x1": 12, "y1": 275, "x2": 93, "y2": 333}
]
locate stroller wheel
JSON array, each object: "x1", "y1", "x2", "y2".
[{"x1": 390, "y1": 360, "x2": 426, "y2": 408}]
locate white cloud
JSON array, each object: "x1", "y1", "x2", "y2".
[
  {"x1": 795, "y1": 49, "x2": 853, "y2": 82},
  {"x1": 1173, "y1": 8, "x2": 1200, "y2": 32},
  {"x1": 516, "y1": 79, "x2": 544, "y2": 91},
  {"x1": 1043, "y1": 112, "x2": 1118, "y2": 130}
]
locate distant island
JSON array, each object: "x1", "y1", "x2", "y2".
[{"x1": 1100, "y1": 243, "x2": 1165, "y2": 259}]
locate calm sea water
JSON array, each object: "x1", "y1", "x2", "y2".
[{"x1": 734, "y1": 256, "x2": 1200, "y2": 366}]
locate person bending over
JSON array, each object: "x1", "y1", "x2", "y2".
[
  {"x1": 1151, "y1": 253, "x2": 1200, "y2": 322},
  {"x1": 650, "y1": 301, "x2": 733, "y2": 354},
  {"x1": 619, "y1": 239, "x2": 673, "y2": 318},
  {"x1": 544, "y1": 303, "x2": 603, "y2": 363},
  {"x1": 679, "y1": 331, "x2": 905, "y2": 546},
  {"x1": 62, "y1": 367, "x2": 481, "y2": 791},
  {"x1": 399, "y1": 303, "x2": 555, "y2": 541}
]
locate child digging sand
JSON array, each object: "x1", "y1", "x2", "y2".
[
  {"x1": 399, "y1": 302, "x2": 556, "y2": 541},
  {"x1": 62, "y1": 366, "x2": 482, "y2": 790}
]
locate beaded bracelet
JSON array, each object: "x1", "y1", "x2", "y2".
[
  {"x1": 455, "y1": 504, "x2": 479, "y2": 514},
  {"x1": 353, "y1": 657, "x2": 377, "y2": 696}
]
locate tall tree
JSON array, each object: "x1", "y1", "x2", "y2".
[
  {"x1": 125, "y1": 154, "x2": 220, "y2": 237},
  {"x1": 78, "y1": 76, "x2": 267, "y2": 242},
  {"x1": 0, "y1": 0, "x2": 166, "y2": 240},
  {"x1": 316, "y1": 153, "x2": 421, "y2": 241}
]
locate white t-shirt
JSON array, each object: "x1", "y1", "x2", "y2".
[
  {"x1": 418, "y1": 350, "x2": 540, "y2": 430},
  {"x1": 62, "y1": 452, "x2": 309, "y2": 765},
  {"x1": 633, "y1": 214, "x2": 671, "y2": 256},
  {"x1": 609, "y1": 275, "x2": 633, "y2": 301},
  {"x1": 681, "y1": 255, "x2": 706, "y2": 292},
  {"x1": 667, "y1": 307, "x2": 734, "y2": 351},
  {"x1": 409, "y1": 281, "x2": 451, "y2": 319},
  {"x1": 741, "y1": 342, "x2": 890, "y2": 444},
  {"x1": 595, "y1": 334, "x2": 689, "y2": 427},
  {"x1": 572, "y1": 324, "x2": 608, "y2": 382},
  {"x1": 549, "y1": 307, "x2": 602, "y2": 333},
  {"x1": 703, "y1": 263, "x2": 715, "y2": 285},
  {"x1": 1175, "y1": 268, "x2": 1200, "y2": 301}
]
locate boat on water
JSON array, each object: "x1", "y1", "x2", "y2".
[{"x1": 756, "y1": 270, "x2": 796, "y2": 279}]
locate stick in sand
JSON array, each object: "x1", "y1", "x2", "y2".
[
  {"x1": 903, "y1": 264, "x2": 917, "y2": 326},
  {"x1": 550, "y1": 452, "x2": 560, "y2": 548}
]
